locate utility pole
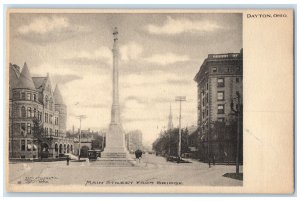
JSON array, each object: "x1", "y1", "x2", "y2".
[
  {"x1": 76, "y1": 115, "x2": 86, "y2": 160},
  {"x1": 236, "y1": 93, "x2": 241, "y2": 176},
  {"x1": 101, "y1": 132, "x2": 105, "y2": 151},
  {"x1": 208, "y1": 122, "x2": 211, "y2": 168},
  {"x1": 175, "y1": 96, "x2": 186, "y2": 160},
  {"x1": 168, "y1": 130, "x2": 171, "y2": 156},
  {"x1": 231, "y1": 91, "x2": 241, "y2": 175}
]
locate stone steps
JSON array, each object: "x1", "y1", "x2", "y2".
[
  {"x1": 101, "y1": 152, "x2": 127, "y2": 158},
  {"x1": 94, "y1": 159, "x2": 135, "y2": 167}
]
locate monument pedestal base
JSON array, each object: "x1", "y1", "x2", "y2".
[
  {"x1": 101, "y1": 152, "x2": 127, "y2": 158},
  {"x1": 96, "y1": 157, "x2": 135, "y2": 167},
  {"x1": 98, "y1": 123, "x2": 135, "y2": 167},
  {"x1": 99, "y1": 150, "x2": 135, "y2": 167}
]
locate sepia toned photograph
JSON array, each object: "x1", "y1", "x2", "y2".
[{"x1": 5, "y1": 9, "x2": 293, "y2": 194}]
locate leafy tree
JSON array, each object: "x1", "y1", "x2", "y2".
[
  {"x1": 152, "y1": 128, "x2": 190, "y2": 157},
  {"x1": 32, "y1": 117, "x2": 44, "y2": 158},
  {"x1": 197, "y1": 118, "x2": 243, "y2": 163}
]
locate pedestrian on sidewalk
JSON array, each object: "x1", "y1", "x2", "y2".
[
  {"x1": 66, "y1": 156, "x2": 70, "y2": 166},
  {"x1": 213, "y1": 154, "x2": 216, "y2": 166},
  {"x1": 224, "y1": 151, "x2": 229, "y2": 165},
  {"x1": 135, "y1": 149, "x2": 143, "y2": 163}
]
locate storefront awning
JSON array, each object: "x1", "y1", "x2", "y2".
[
  {"x1": 27, "y1": 144, "x2": 32, "y2": 149},
  {"x1": 33, "y1": 145, "x2": 37, "y2": 149}
]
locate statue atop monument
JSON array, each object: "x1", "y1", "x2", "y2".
[{"x1": 113, "y1": 27, "x2": 118, "y2": 41}]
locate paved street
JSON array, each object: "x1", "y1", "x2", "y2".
[{"x1": 9, "y1": 154, "x2": 242, "y2": 186}]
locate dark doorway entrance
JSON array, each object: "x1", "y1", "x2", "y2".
[
  {"x1": 59, "y1": 144, "x2": 63, "y2": 154},
  {"x1": 41, "y1": 143, "x2": 49, "y2": 159},
  {"x1": 80, "y1": 146, "x2": 89, "y2": 158}
]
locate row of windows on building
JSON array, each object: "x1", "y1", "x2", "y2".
[
  {"x1": 201, "y1": 91, "x2": 224, "y2": 107},
  {"x1": 217, "y1": 77, "x2": 240, "y2": 87},
  {"x1": 19, "y1": 140, "x2": 72, "y2": 152},
  {"x1": 44, "y1": 113, "x2": 58, "y2": 125},
  {"x1": 20, "y1": 139, "x2": 37, "y2": 151},
  {"x1": 54, "y1": 143, "x2": 73, "y2": 153},
  {"x1": 202, "y1": 89, "x2": 241, "y2": 108},
  {"x1": 13, "y1": 91, "x2": 37, "y2": 102},
  {"x1": 12, "y1": 91, "x2": 55, "y2": 111},
  {"x1": 211, "y1": 66, "x2": 241, "y2": 73},
  {"x1": 18, "y1": 106, "x2": 59, "y2": 125},
  {"x1": 199, "y1": 77, "x2": 240, "y2": 96},
  {"x1": 201, "y1": 103, "x2": 225, "y2": 120},
  {"x1": 19, "y1": 106, "x2": 42, "y2": 120},
  {"x1": 44, "y1": 127, "x2": 60, "y2": 137},
  {"x1": 201, "y1": 105, "x2": 225, "y2": 120},
  {"x1": 17, "y1": 122, "x2": 59, "y2": 137}
]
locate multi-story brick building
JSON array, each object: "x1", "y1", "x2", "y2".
[
  {"x1": 9, "y1": 62, "x2": 74, "y2": 159},
  {"x1": 194, "y1": 49, "x2": 243, "y2": 162}
]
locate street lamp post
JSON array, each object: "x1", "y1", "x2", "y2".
[
  {"x1": 76, "y1": 115, "x2": 86, "y2": 160},
  {"x1": 175, "y1": 96, "x2": 186, "y2": 160}
]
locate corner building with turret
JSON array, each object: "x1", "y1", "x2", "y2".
[{"x1": 9, "y1": 62, "x2": 74, "y2": 159}]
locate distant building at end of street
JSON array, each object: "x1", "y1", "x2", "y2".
[{"x1": 125, "y1": 130, "x2": 143, "y2": 153}]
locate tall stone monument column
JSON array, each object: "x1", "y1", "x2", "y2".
[{"x1": 100, "y1": 27, "x2": 132, "y2": 163}]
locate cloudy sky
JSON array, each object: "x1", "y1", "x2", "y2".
[{"x1": 9, "y1": 12, "x2": 242, "y2": 146}]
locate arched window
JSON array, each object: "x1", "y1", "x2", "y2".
[
  {"x1": 27, "y1": 123, "x2": 31, "y2": 134},
  {"x1": 49, "y1": 114, "x2": 53, "y2": 124},
  {"x1": 21, "y1": 106, "x2": 26, "y2": 118},
  {"x1": 33, "y1": 94, "x2": 36, "y2": 101},
  {"x1": 27, "y1": 107, "x2": 32, "y2": 117},
  {"x1": 55, "y1": 144, "x2": 58, "y2": 152},
  {"x1": 59, "y1": 144, "x2": 63, "y2": 154},
  {"x1": 45, "y1": 96, "x2": 48, "y2": 109},
  {"x1": 33, "y1": 108, "x2": 37, "y2": 118},
  {"x1": 38, "y1": 111, "x2": 42, "y2": 121}
]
